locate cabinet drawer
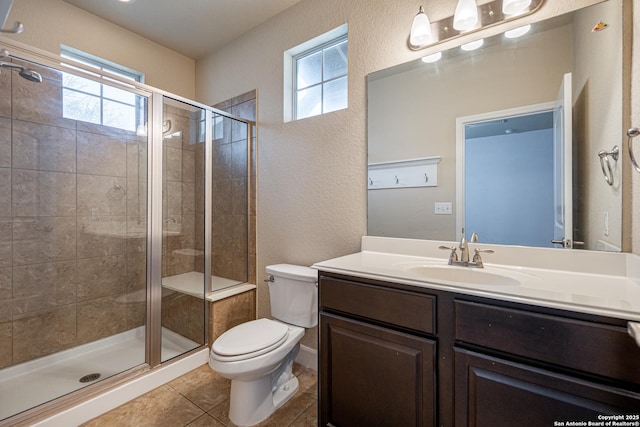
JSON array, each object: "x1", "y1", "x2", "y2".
[
  {"x1": 455, "y1": 348, "x2": 640, "y2": 426},
  {"x1": 320, "y1": 276, "x2": 435, "y2": 334},
  {"x1": 455, "y1": 300, "x2": 640, "y2": 385}
]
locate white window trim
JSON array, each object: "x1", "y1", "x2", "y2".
[
  {"x1": 60, "y1": 45, "x2": 145, "y2": 131},
  {"x1": 283, "y1": 23, "x2": 348, "y2": 122}
]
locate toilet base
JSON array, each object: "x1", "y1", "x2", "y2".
[{"x1": 229, "y1": 375, "x2": 299, "y2": 426}]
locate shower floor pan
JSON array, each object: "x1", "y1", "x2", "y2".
[{"x1": 0, "y1": 326, "x2": 198, "y2": 421}]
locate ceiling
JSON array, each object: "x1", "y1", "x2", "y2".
[{"x1": 62, "y1": 0, "x2": 303, "y2": 59}]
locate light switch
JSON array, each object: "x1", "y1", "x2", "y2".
[{"x1": 434, "y1": 202, "x2": 452, "y2": 215}]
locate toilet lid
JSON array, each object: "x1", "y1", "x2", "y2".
[{"x1": 212, "y1": 318, "x2": 289, "y2": 357}]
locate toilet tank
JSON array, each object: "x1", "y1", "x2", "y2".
[{"x1": 266, "y1": 264, "x2": 318, "y2": 328}]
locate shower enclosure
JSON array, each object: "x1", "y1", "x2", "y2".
[{"x1": 0, "y1": 40, "x2": 252, "y2": 423}]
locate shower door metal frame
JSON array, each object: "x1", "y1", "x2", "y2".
[{"x1": 0, "y1": 35, "x2": 255, "y2": 425}]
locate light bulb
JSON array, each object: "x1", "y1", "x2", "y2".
[
  {"x1": 421, "y1": 52, "x2": 442, "y2": 63},
  {"x1": 410, "y1": 6, "x2": 433, "y2": 47},
  {"x1": 504, "y1": 24, "x2": 531, "y2": 39},
  {"x1": 453, "y1": 0, "x2": 479, "y2": 31},
  {"x1": 502, "y1": 0, "x2": 532, "y2": 15},
  {"x1": 461, "y1": 39, "x2": 484, "y2": 51}
]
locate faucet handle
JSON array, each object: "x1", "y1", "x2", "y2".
[
  {"x1": 439, "y1": 245, "x2": 458, "y2": 264},
  {"x1": 472, "y1": 248, "x2": 494, "y2": 268}
]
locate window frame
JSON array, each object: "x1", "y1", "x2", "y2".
[
  {"x1": 283, "y1": 23, "x2": 348, "y2": 123},
  {"x1": 292, "y1": 34, "x2": 348, "y2": 120},
  {"x1": 60, "y1": 45, "x2": 145, "y2": 132}
]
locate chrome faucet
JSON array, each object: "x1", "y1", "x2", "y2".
[{"x1": 439, "y1": 233, "x2": 494, "y2": 268}]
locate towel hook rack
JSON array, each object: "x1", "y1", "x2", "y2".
[
  {"x1": 628, "y1": 128, "x2": 640, "y2": 174},
  {"x1": 598, "y1": 145, "x2": 619, "y2": 186}
]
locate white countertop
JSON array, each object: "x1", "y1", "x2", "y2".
[{"x1": 312, "y1": 237, "x2": 640, "y2": 322}]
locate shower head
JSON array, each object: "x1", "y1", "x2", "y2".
[{"x1": 0, "y1": 61, "x2": 42, "y2": 83}]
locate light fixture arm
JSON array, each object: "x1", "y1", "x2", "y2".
[{"x1": 408, "y1": 0, "x2": 544, "y2": 51}]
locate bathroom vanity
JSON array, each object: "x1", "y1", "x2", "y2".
[{"x1": 315, "y1": 237, "x2": 640, "y2": 427}]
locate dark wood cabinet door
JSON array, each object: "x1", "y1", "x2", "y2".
[
  {"x1": 320, "y1": 313, "x2": 436, "y2": 427},
  {"x1": 455, "y1": 348, "x2": 640, "y2": 427}
]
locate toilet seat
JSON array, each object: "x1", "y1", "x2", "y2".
[{"x1": 212, "y1": 319, "x2": 289, "y2": 362}]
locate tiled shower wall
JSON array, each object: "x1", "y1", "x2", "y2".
[
  {"x1": 213, "y1": 90, "x2": 256, "y2": 285},
  {"x1": 0, "y1": 62, "x2": 148, "y2": 369}
]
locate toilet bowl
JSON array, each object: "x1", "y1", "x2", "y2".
[{"x1": 209, "y1": 264, "x2": 317, "y2": 427}]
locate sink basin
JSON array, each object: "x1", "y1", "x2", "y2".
[{"x1": 404, "y1": 265, "x2": 521, "y2": 286}]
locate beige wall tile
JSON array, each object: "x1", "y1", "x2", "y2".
[
  {"x1": 0, "y1": 117, "x2": 10, "y2": 168},
  {"x1": 210, "y1": 290, "x2": 256, "y2": 343},
  {"x1": 12, "y1": 261, "x2": 77, "y2": 314},
  {"x1": 165, "y1": 180, "x2": 182, "y2": 219},
  {"x1": 230, "y1": 142, "x2": 248, "y2": 176},
  {"x1": 161, "y1": 291, "x2": 205, "y2": 344},
  {"x1": 12, "y1": 169, "x2": 76, "y2": 217},
  {"x1": 0, "y1": 299, "x2": 9, "y2": 323},
  {"x1": 0, "y1": 168, "x2": 10, "y2": 218},
  {"x1": 0, "y1": 71, "x2": 9, "y2": 119},
  {"x1": 77, "y1": 255, "x2": 127, "y2": 301},
  {"x1": 232, "y1": 178, "x2": 247, "y2": 216},
  {"x1": 12, "y1": 120, "x2": 76, "y2": 172},
  {"x1": 0, "y1": 267, "x2": 10, "y2": 301},
  {"x1": 77, "y1": 175, "x2": 127, "y2": 217},
  {"x1": 12, "y1": 217, "x2": 76, "y2": 265},
  {"x1": 77, "y1": 295, "x2": 127, "y2": 344},
  {"x1": 12, "y1": 305, "x2": 77, "y2": 363},
  {"x1": 0, "y1": 321, "x2": 11, "y2": 369},
  {"x1": 77, "y1": 216, "x2": 127, "y2": 258},
  {"x1": 164, "y1": 146, "x2": 183, "y2": 182},
  {"x1": 12, "y1": 73, "x2": 75, "y2": 129},
  {"x1": 77, "y1": 131, "x2": 127, "y2": 177},
  {"x1": 126, "y1": 179, "x2": 147, "y2": 219},
  {"x1": 182, "y1": 149, "x2": 195, "y2": 183},
  {"x1": 126, "y1": 251, "x2": 147, "y2": 293},
  {"x1": 126, "y1": 139, "x2": 147, "y2": 181},
  {"x1": 0, "y1": 219, "x2": 10, "y2": 268}
]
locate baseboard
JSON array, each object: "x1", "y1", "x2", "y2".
[
  {"x1": 32, "y1": 348, "x2": 209, "y2": 426},
  {"x1": 295, "y1": 344, "x2": 318, "y2": 371}
]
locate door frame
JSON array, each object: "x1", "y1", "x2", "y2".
[{"x1": 455, "y1": 101, "x2": 557, "y2": 242}]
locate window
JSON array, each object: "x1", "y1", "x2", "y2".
[
  {"x1": 284, "y1": 24, "x2": 348, "y2": 121},
  {"x1": 61, "y1": 46, "x2": 144, "y2": 132}
]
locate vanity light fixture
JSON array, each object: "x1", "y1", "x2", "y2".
[
  {"x1": 460, "y1": 38, "x2": 484, "y2": 51},
  {"x1": 504, "y1": 24, "x2": 531, "y2": 38},
  {"x1": 410, "y1": 6, "x2": 433, "y2": 46},
  {"x1": 408, "y1": 0, "x2": 543, "y2": 51},
  {"x1": 453, "y1": 0, "x2": 479, "y2": 32}
]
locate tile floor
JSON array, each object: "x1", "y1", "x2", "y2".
[{"x1": 82, "y1": 363, "x2": 317, "y2": 427}]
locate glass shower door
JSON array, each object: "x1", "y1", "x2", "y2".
[
  {"x1": 159, "y1": 97, "x2": 206, "y2": 362},
  {"x1": 0, "y1": 57, "x2": 150, "y2": 420}
]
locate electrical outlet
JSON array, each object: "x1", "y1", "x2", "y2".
[
  {"x1": 434, "y1": 202, "x2": 452, "y2": 215},
  {"x1": 604, "y1": 211, "x2": 609, "y2": 236}
]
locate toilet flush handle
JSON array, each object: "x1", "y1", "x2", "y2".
[
  {"x1": 627, "y1": 322, "x2": 640, "y2": 348},
  {"x1": 264, "y1": 275, "x2": 274, "y2": 283}
]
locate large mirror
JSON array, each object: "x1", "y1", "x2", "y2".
[{"x1": 367, "y1": 0, "x2": 624, "y2": 251}]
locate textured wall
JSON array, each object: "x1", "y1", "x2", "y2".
[
  {"x1": 195, "y1": 0, "x2": 612, "y2": 351},
  {"x1": 5, "y1": 0, "x2": 195, "y2": 99}
]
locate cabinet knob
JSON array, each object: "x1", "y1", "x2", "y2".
[{"x1": 627, "y1": 322, "x2": 640, "y2": 347}]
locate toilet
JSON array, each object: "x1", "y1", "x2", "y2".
[{"x1": 209, "y1": 264, "x2": 318, "y2": 426}]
